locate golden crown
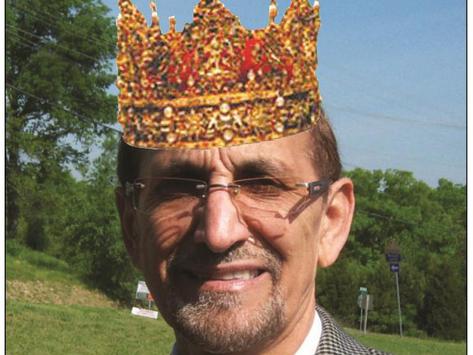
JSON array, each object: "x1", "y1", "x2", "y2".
[{"x1": 117, "y1": 0, "x2": 322, "y2": 149}]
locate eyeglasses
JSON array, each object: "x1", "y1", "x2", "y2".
[{"x1": 125, "y1": 177, "x2": 330, "y2": 221}]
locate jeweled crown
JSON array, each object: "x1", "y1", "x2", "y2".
[{"x1": 117, "y1": 0, "x2": 322, "y2": 148}]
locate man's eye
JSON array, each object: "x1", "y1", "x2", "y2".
[
  {"x1": 241, "y1": 179, "x2": 285, "y2": 197},
  {"x1": 148, "y1": 181, "x2": 197, "y2": 201}
]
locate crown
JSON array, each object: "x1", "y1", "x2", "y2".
[{"x1": 117, "y1": 0, "x2": 322, "y2": 149}]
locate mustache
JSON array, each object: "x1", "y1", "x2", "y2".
[{"x1": 168, "y1": 241, "x2": 283, "y2": 278}]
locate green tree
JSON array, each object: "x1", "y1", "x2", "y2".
[
  {"x1": 62, "y1": 135, "x2": 139, "y2": 303},
  {"x1": 318, "y1": 168, "x2": 466, "y2": 340},
  {"x1": 6, "y1": 0, "x2": 117, "y2": 245}
]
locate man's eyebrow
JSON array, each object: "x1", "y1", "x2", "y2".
[
  {"x1": 235, "y1": 158, "x2": 290, "y2": 178},
  {"x1": 146, "y1": 157, "x2": 290, "y2": 179},
  {"x1": 148, "y1": 160, "x2": 207, "y2": 179}
]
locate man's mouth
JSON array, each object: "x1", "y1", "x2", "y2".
[
  {"x1": 195, "y1": 269, "x2": 263, "y2": 281},
  {"x1": 181, "y1": 264, "x2": 270, "y2": 292}
]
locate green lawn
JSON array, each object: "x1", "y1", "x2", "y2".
[
  {"x1": 7, "y1": 301, "x2": 174, "y2": 355},
  {"x1": 346, "y1": 328, "x2": 466, "y2": 355},
  {"x1": 6, "y1": 242, "x2": 466, "y2": 354},
  {"x1": 6, "y1": 241, "x2": 79, "y2": 285}
]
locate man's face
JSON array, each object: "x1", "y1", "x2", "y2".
[{"x1": 119, "y1": 130, "x2": 351, "y2": 353}]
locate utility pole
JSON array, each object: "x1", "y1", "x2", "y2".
[{"x1": 385, "y1": 240, "x2": 403, "y2": 337}]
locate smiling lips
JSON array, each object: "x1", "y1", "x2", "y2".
[
  {"x1": 183, "y1": 263, "x2": 269, "y2": 292},
  {"x1": 196, "y1": 269, "x2": 262, "y2": 281}
]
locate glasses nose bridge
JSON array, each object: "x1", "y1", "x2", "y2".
[{"x1": 204, "y1": 183, "x2": 241, "y2": 198}]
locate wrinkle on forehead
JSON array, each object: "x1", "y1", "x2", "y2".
[
  {"x1": 140, "y1": 148, "x2": 214, "y2": 177},
  {"x1": 140, "y1": 130, "x2": 316, "y2": 179}
]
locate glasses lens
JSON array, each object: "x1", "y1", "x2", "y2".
[
  {"x1": 233, "y1": 177, "x2": 306, "y2": 218},
  {"x1": 132, "y1": 177, "x2": 313, "y2": 238},
  {"x1": 134, "y1": 178, "x2": 205, "y2": 215}
]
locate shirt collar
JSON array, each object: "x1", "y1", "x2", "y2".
[{"x1": 294, "y1": 309, "x2": 322, "y2": 355}]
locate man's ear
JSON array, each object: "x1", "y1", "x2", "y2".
[
  {"x1": 317, "y1": 177, "x2": 355, "y2": 268},
  {"x1": 115, "y1": 187, "x2": 141, "y2": 270}
]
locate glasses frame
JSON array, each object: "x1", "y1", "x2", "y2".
[{"x1": 125, "y1": 177, "x2": 331, "y2": 213}]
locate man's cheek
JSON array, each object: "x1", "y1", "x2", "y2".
[{"x1": 139, "y1": 216, "x2": 186, "y2": 259}]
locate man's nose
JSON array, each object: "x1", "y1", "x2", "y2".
[{"x1": 194, "y1": 187, "x2": 250, "y2": 253}]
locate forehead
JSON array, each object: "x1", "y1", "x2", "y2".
[{"x1": 139, "y1": 130, "x2": 317, "y2": 178}]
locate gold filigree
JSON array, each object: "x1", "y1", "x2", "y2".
[{"x1": 117, "y1": 0, "x2": 322, "y2": 148}]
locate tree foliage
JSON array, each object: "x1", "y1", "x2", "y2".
[
  {"x1": 317, "y1": 169, "x2": 466, "y2": 341},
  {"x1": 60, "y1": 135, "x2": 139, "y2": 303},
  {"x1": 6, "y1": 0, "x2": 117, "y2": 243}
]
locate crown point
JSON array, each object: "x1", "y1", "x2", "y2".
[
  {"x1": 149, "y1": 1, "x2": 156, "y2": 12},
  {"x1": 149, "y1": 1, "x2": 161, "y2": 28},
  {"x1": 169, "y1": 16, "x2": 176, "y2": 33},
  {"x1": 269, "y1": 0, "x2": 278, "y2": 25},
  {"x1": 314, "y1": 0, "x2": 320, "y2": 9}
]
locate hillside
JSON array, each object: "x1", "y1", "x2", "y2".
[{"x1": 6, "y1": 243, "x2": 466, "y2": 354}]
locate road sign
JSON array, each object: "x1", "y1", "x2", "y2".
[
  {"x1": 131, "y1": 307, "x2": 158, "y2": 320},
  {"x1": 135, "y1": 281, "x2": 151, "y2": 301},
  {"x1": 358, "y1": 294, "x2": 373, "y2": 334},
  {"x1": 357, "y1": 294, "x2": 373, "y2": 310},
  {"x1": 385, "y1": 240, "x2": 401, "y2": 263},
  {"x1": 359, "y1": 287, "x2": 368, "y2": 294},
  {"x1": 386, "y1": 253, "x2": 401, "y2": 263},
  {"x1": 390, "y1": 263, "x2": 400, "y2": 273}
]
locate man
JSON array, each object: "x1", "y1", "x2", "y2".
[{"x1": 115, "y1": 0, "x2": 388, "y2": 353}]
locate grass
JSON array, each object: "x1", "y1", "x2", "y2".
[
  {"x1": 6, "y1": 240, "x2": 79, "y2": 285},
  {"x1": 346, "y1": 328, "x2": 466, "y2": 355},
  {"x1": 7, "y1": 301, "x2": 174, "y2": 355},
  {"x1": 6, "y1": 242, "x2": 466, "y2": 354}
]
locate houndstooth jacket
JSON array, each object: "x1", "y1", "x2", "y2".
[{"x1": 315, "y1": 306, "x2": 390, "y2": 355}]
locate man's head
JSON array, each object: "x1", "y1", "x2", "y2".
[{"x1": 115, "y1": 115, "x2": 355, "y2": 354}]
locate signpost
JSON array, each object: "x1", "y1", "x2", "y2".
[
  {"x1": 357, "y1": 287, "x2": 373, "y2": 334},
  {"x1": 385, "y1": 240, "x2": 403, "y2": 336},
  {"x1": 358, "y1": 287, "x2": 367, "y2": 331},
  {"x1": 132, "y1": 281, "x2": 158, "y2": 320},
  {"x1": 390, "y1": 263, "x2": 399, "y2": 273}
]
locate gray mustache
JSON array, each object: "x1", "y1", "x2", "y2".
[{"x1": 168, "y1": 242, "x2": 282, "y2": 279}]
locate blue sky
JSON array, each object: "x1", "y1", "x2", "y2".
[{"x1": 103, "y1": 0, "x2": 466, "y2": 186}]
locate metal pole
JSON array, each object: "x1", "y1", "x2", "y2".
[
  {"x1": 364, "y1": 295, "x2": 369, "y2": 334},
  {"x1": 359, "y1": 307, "x2": 363, "y2": 331},
  {"x1": 395, "y1": 271, "x2": 403, "y2": 336}
]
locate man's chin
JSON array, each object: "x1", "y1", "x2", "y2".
[{"x1": 168, "y1": 289, "x2": 285, "y2": 353}]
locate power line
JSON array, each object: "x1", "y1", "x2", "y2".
[
  {"x1": 356, "y1": 209, "x2": 416, "y2": 227},
  {"x1": 6, "y1": 24, "x2": 106, "y2": 62},
  {"x1": 325, "y1": 103, "x2": 465, "y2": 130},
  {"x1": 7, "y1": 31, "x2": 42, "y2": 50},
  {"x1": 7, "y1": 30, "x2": 108, "y2": 72},
  {"x1": 7, "y1": 2, "x2": 116, "y2": 49},
  {"x1": 322, "y1": 63, "x2": 463, "y2": 121},
  {"x1": 321, "y1": 74, "x2": 464, "y2": 125},
  {"x1": 7, "y1": 31, "x2": 121, "y2": 115},
  {"x1": 6, "y1": 83, "x2": 122, "y2": 134}
]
